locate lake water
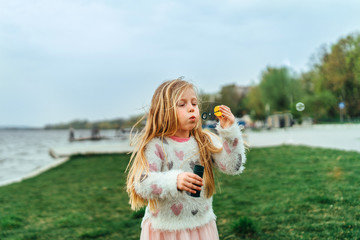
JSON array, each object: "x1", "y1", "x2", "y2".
[
  {"x1": 0, "y1": 129, "x2": 130, "y2": 187},
  {"x1": 1, "y1": 124, "x2": 359, "y2": 187}
]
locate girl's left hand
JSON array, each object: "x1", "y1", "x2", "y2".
[{"x1": 216, "y1": 105, "x2": 235, "y2": 128}]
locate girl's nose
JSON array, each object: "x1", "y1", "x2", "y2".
[{"x1": 188, "y1": 106, "x2": 194, "y2": 112}]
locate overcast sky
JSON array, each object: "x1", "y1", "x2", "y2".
[{"x1": 1, "y1": 0, "x2": 360, "y2": 127}]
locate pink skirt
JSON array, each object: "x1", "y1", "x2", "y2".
[{"x1": 140, "y1": 219, "x2": 219, "y2": 240}]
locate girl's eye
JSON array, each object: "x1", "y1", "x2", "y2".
[{"x1": 178, "y1": 103, "x2": 185, "y2": 107}]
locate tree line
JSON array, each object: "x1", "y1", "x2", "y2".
[
  {"x1": 214, "y1": 32, "x2": 360, "y2": 123},
  {"x1": 46, "y1": 32, "x2": 360, "y2": 129},
  {"x1": 44, "y1": 116, "x2": 143, "y2": 130}
]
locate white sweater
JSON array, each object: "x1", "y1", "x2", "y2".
[{"x1": 134, "y1": 122, "x2": 247, "y2": 231}]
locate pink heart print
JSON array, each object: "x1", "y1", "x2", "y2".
[
  {"x1": 223, "y1": 141, "x2": 231, "y2": 154},
  {"x1": 152, "y1": 209, "x2": 160, "y2": 217},
  {"x1": 219, "y1": 162, "x2": 227, "y2": 171},
  {"x1": 175, "y1": 150, "x2": 184, "y2": 161},
  {"x1": 233, "y1": 138, "x2": 239, "y2": 147},
  {"x1": 155, "y1": 144, "x2": 165, "y2": 161},
  {"x1": 151, "y1": 184, "x2": 163, "y2": 195},
  {"x1": 149, "y1": 162, "x2": 158, "y2": 172},
  {"x1": 171, "y1": 203, "x2": 183, "y2": 216}
]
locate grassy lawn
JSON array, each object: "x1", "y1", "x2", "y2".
[{"x1": 1, "y1": 146, "x2": 360, "y2": 239}]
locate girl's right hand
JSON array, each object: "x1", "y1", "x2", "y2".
[{"x1": 177, "y1": 172, "x2": 203, "y2": 194}]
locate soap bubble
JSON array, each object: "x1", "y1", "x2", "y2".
[
  {"x1": 201, "y1": 102, "x2": 221, "y2": 120},
  {"x1": 201, "y1": 112, "x2": 209, "y2": 120},
  {"x1": 296, "y1": 102, "x2": 305, "y2": 111}
]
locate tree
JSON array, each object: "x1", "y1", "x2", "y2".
[
  {"x1": 243, "y1": 85, "x2": 265, "y2": 120},
  {"x1": 216, "y1": 84, "x2": 247, "y2": 117},
  {"x1": 259, "y1": 66, "x2": 302, "y2": 114},
  {"x1": 302, "y1": 90, "x2": 337, "y2": 121},
  {"x1": 315, "y1": 33, "x2": 360, "y2": 118}
]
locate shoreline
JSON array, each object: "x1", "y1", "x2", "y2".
[
  {"x1": 0, "y1": 141, "x2": 133, "y2": 188},
  {"x1": 1, "y1": 123, "x2": 359, "y2": 188},
  {"x1": 0, "y1": 156, "x2": 70, "y2": 187}
]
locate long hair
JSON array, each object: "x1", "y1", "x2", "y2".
[{"x1": 126, "y1": 78, "x2": 222, "y2": 211}]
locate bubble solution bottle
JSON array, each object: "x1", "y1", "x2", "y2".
[{"x1": 191, "y1": 165, "x2": 204, "y2": 197}]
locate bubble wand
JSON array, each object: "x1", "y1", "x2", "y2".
[{"x1": 201, "y1": 105, "x2": 223, "y2": 120}]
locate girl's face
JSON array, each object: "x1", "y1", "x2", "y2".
[{"x1": 175, "y1": 87, "x2": 200, "y2": 138}]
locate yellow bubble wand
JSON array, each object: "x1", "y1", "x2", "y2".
[{"x1": 201, "y1": 105, "x2": 222, "y2": 120}]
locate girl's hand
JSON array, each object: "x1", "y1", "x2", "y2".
[
  {"x1": 177, "y1": 172, "x2": 203, "y2": 194},
  {"x1": 217, "y1": 105, "x2": 235, "y2": 128}
]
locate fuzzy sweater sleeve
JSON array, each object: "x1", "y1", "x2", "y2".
[
  {"x1": 209, "y1": 122, "x2": 247, "y2": 175},
  {"x1": 134, "y1": 138, "x2": 183, "y2": 200}
]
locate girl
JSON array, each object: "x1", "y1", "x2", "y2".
[{"x1": 126, "y1": 79, "x2": 247, "y2": 240}]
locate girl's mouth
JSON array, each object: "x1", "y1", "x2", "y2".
[{"x1": 189, "y1": 116, "x2": 196, "y2": 121}]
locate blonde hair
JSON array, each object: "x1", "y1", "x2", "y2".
[{"x1": 126, "y1": 78, "x2": 222, "y2": 211}]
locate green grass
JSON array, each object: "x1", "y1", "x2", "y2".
[{"x1": 1, "y1": 146, "x2": 360, "y2": 239}]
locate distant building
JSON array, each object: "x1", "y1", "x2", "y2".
[{"x1": 266, "y1": 113, "x2": 294, "y2": 129}]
